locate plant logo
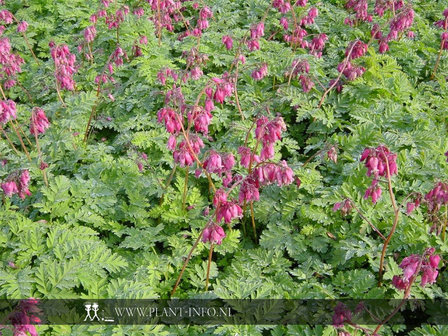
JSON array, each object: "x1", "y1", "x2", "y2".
[{"x1": 84, "y1": 302, "x2": 100, "y2": 322}]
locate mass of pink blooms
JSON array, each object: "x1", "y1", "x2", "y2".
[{"x1": 153, "y1": 6, "x2": 297, "y2": 244}]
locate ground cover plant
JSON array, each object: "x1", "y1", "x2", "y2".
[{"x1": 0, "y1": 0, "x2": 447, "y2": 335}]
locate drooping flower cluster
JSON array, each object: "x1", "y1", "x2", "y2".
[
  {"x1": 392, "y1": 248, "x2": 441, "y2": 290},
  {"x1": 202, "y1": 222, "x2": 226, "y2": 245},
  {"x1": 273, "y1": 3, "x2": 325, "y2": 57},
  {"x1": 0, "y1": 37, "x2": 24, "y2": 88},
  {"x1": 181, "y1": 47, "x2": 208, "y2": 82},
  {"x1": 1, "y1": 169, "x2": 31, "y2": 199},
  {"x1": 338, "y1": 59, "x2": 366, "y2": 82},
  {"x1": 333, "y1": 199, "x2": 353, "y2": 216},
  {"x1": 50, "y1": 43, "x2": 77, "y2": 91},
  {"x1": 211, "y1": 74, "x2": 234, "y2": 104},
  {"x1": 425, "y1": 182, "x2": 448, "y2": 213},
  {"x1": 374, "y1": 0, "x2": 404, "y2": 17},
  {"x1": 251, "y1": 63, "x2": 268, "y2": 81},
  {"x1": 222, "y1": 35, "x2": 233, "y2": 50},
  {"x1": 406, "y1": 194, "x2": 421, "y2": 215},
  {"x1": 158, "y1": 107, "x2": 182, "y2": 134},
  {"x1": 203, "y1": 151, "x2": 235, "y2": 175},
  {"x1": 213, "y1": 189, "x2": 243, "y2": 224},
  {"x1": 147, "y1": 0, "x2": 180, "y2": 34},
  {"x1": 30, "y1": 107, "x2": 50, "y2": 135},
  {"x1": 335, "y1": 40, "x2": 368, "y2": 83},
  {"x1": 370, "y1": 5, "x2": 415, "y2": 54},
  {"x1": 388, "y1": 6, "x2": 414, "y2": 40},
  {"x1": 332, "y1": 302, "x2": 352, "y2": 328},
  {"x1": 83, "y1": 25, "x2": 97, "y2": 43},
  {"x1": 344, "y1": 0, "x2": 372, "y2": 24},
  {"x1": 255, "y1": 115, "x2": 286, "y2": 160},
  {"x1": 300, "y1": 7, "x2": 318, "y2": 26},
  {"x1": 133, "y1": 34, "x2": 148, "y2": 57},
  {"x1": 347, "y1": 40, "x2": 368, "y2": 59},
  {"x1": 273, "y1": 0, "x2": 291, "y2": 14},
  {"x1": 17, "y1": 21, "x2": 28, "y2": 33},
  {"x1": 104, "y1": 5, "x2": 130, "y2": 30},
  {"x1": 253, "y1": 161, "x2": 294, "y2": 187},
  {"x1": 327, "y1": 146, "x2": 338, "y2": 163},
  {"x1": 247, "y1": 22, "x2": 264, "y2": 51},
  {"x1": 0, "y1": 98, "x2": 16, "y2": 124},
  {"x1": 309, "y1": 33, "x2": 328, "y2": 58},
  {"x1": 285, "y1": 59, "x2": 314, "y2": 92},
  {"x1": 3, "y1": 298, "x2": 41, "y2": 336},
  {"x1": 192, "y1": 6, "x2": 213, "y2": 37},
  {"x1": 360, "y1": 146, "x2": 397, "y2": 204},
  {"x1": 435, "y1": 9, "x2": 448, "y2": 50},
  {"x1": 0, "y1": 9, "x2": 13, "y2": 24}
]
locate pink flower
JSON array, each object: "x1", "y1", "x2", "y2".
[
  {"x1": 216, "y1": 201, "x2": 242, "y2": 224},
  {"x1": 309, "y1": 34, "x2": 328, "y2": 55},
  {"x1": 157, "y1": 107, "x2": 182, "y2": 134},
  {"x1": 424, "y1": 182, "x2": 448, "y2": 213},
  {"x1": 84, "y1": 25, "x2": 96, "y2": 43},
  {"x1": 393, "y1": 249, "x2": 441, "y2": 290},
  {"x1": 332, "y1": 302, "x2": 352, "y2": 328},
  {"x1": 280, "y1": 17, "x2": 289, "y2": 30},
  {"x1": 17, "y1": 21, "x2": 28, "y2": 33},
  {"x1": 347, "y1": 40, "x2": 368, "y2": 59},
  {"x1": 378, "y1": 40, "x2": 389, "y2": 53},
  {"x1": 222, "y1": 35, "x2": 233, "y2": 50},
  {"x1": 173, "y1": 142, "x2": 195, "y2": 167},
  {"x1": 250, "y1": 22, "x2": 265, "y2": 39},
  {"x1": 247, "y1": 39, "x2": 260, "y2": 51},
  {"x1": 213, "y1": 189, "x2": 228, "y2": 207},
  {"x1": 167, "y1": 135, "x2": 177, "y2": 151},
  {"x1": 406, "y1": 202, "x2": 416, "y2": 215},
  {"x1": 133, "y1": 7, "x2": 144, "y2": 17},
  {"x1": 429, "y1": 255, "x2": 441, "y2": 268},
  {"x1": 392, "y1": 275, "x2": 407, "y2": 290},
  {"x1": 203, "y1": 150, "x2": 223, "y2": 174},
  {"x1": 188, "y1": 135, "x2": 204, "y2": 154},
  {"x1": 299, "y1": 75, "x2": 314, "y2": 92},
  {"x1": 30, "y1": 108, "x2": 50, "y2": 135},
  {"x1": 202, "y1": 223, "x2": 226, "y2": 245},
  {"x1": 221, "y1": 153, "x2": 235, "y2": 171},
  {"x1": 51, "y1": 44, "x2": 77, "y2": 91},
  {"x1": 1, "y1": 181, "x2": 18, "y2": 196},
  {"x1": 239, "y1": 177, "x2": 260, "y2": 203},
  {"x1": 238, "y1": 146, "x2": 259, "y2": 168},
  {"x1": 0, "y1": 10, "x2": 13, "y2": 24},
  {"x1": 251, "y1": 63, "x2": 268, "y2": 80},
  {"x1": 199, "y1": 6, "x2": 213, "y2": 19},
  {"x1": 360, "y1": 146, "x2": 397, "y2": 178},
  {"x1": 0, "y1": 99, "x2": 17, "y2": 125},
  {"x1": 327, "y1": 146, "x2": 338, "y2": 163},
  {"x1": 273, "y1": 0, "x2": 291, "y2": 13},
  {"x1": 295, "y1": 0, "x2": 307, "y2": 6},
  {"x1": 333, "y1": 199, "x2": 352, "y2": 216}
]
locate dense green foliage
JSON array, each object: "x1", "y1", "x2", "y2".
[{"x1": 0, "y1": 0, "x2": 447, "y2": 335}]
